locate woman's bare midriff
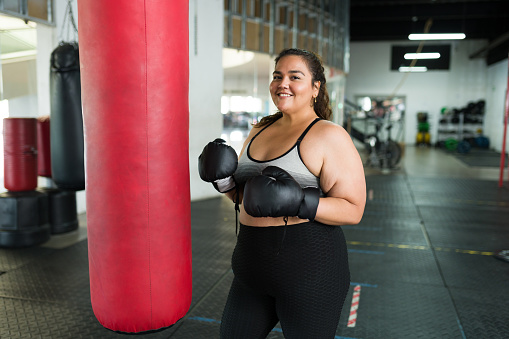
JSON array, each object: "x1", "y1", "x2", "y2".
[{"x1": 238, "y1": 204, "x2": 309, "y2": 227}]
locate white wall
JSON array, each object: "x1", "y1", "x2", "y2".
[
  {"x1": 7, "y1": 94, "x2": 38, "y2": 117},
  {"x1": 36, "y1": 24, "x2": 54, "y2": 118},
  {"x1": 189, "y1": 0, "x2": 224, "y2": 201},
  {"x1": 345, "y1": 40, "x2": 489, "y2": 145},
  {"x1": 485, "y1": 59, "x2": 508, "y2": 153},
  {"x1": 3, "y1": 57, "x2": 38, "y2": 118}
]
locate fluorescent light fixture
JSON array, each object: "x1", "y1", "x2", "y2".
[
  {"x1": 404, "y1": 52, "x2": 441, "y2": 60},
  {"x1": 399, "y1": 66, "x2": 428, "y2": 72},
  {"x1": 408, "y1": 33, "x2": 466, "y2": 40}
]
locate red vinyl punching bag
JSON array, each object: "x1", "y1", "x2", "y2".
[
  {"x1": 78, "y1": 0, "x2": 191, "y2": 333},
  {"x1": 3, "y1": 118, "x2": 38, "y2": 191},
  {"x1": 37, "y1": 116, "x2": 52, "y2": 178}
]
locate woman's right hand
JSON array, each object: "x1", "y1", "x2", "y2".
[{"x1": 198, "y1": 138, "x2": 238, "y2": 193}]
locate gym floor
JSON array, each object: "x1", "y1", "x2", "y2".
[{"x1": 1, "y1": 145, "x2": 509, "y2": 338}]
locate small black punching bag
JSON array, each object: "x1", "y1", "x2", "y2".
[{"x1": 50, "y1": 42, "x2": 85, "y2": 191}]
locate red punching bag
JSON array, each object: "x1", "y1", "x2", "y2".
[
  {"x1": 78, "y1": 0, "x2": 191, "y2": 333},
  {"x1": 37, "y1": 116, "x2": 52, "y2": 178},
  {"x1": 3, "y1": 118, "x2": 38, "y2": 191}
]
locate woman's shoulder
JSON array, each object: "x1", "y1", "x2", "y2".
[
  {"x1": 311, "y1": 119, "x2": 350, "y2": 142},
  {"x1": 299, "y1": 119, "x2": 354, "y2": 177},
  {"x1": 301, "y1": 119, "x2": 352, "y2": 158}
]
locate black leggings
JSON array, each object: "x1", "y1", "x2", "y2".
[{"x1": 220, "y1": 221, "x2": 350, "y2": 339}]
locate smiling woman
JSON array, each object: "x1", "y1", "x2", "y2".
[{"x1": 209, "y1": 48, "x2": 366, "y2": 338}]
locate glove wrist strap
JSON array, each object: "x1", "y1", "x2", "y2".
[
  {"x1": 213, "y1": 176, "x2": 236, "y2": 193},
  {"x1": 298, "y1": 187, "x2": 320, "y2": 221}
]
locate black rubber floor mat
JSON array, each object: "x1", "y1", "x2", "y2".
[{"x1": 454, "y1": 149, "x2": 508, "y2": 167}]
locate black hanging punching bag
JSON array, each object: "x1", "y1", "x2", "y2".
[{"x1": 50, "y1": 42, "x2": 85, "y2": 191}]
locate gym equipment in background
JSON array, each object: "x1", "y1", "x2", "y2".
[
  {"x1": 78, "y1": 0, "x2": 192, "y2": 333},
  {"x1": 50, "y1": 41, "x2": 85, "y2": 191},
  {"x1": 37, "y1": 116, "x2": 52, "y2": 178},
  {"x1": 364, "y1": 114, "x2": 402, "y2": 170},
  {"x1": 3, "y1": 118, "x2": 38, "y2": 191},
  {"x1": 436, "y1": 100, "x2": 486, "y2": 152},
  {"x1": 1, "y1": 118, "x2": 51, "y2": 247},
  {"x1": 36, "y1": 116, "x2": 80, "y2": 236},
  {"x1": 37, "y1": 188, "x2": 78, "y2": 235},
  {"x1": 0, "y1": 190, "x2": 51, "y2": 247},
  {"x1": 416, "y1": 112, "x2": 431, "y2": 146}
]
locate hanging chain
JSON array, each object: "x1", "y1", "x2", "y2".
[{"x1": 59, "y1": 0, "x2": 78, "y2": 43}]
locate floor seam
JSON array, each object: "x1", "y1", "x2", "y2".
[{"x1": 404, "y1": 174, "x2": 467, "y2": 339}]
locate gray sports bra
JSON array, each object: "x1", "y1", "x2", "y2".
[{"x1": 234, "y1": 117, "x2": 325, "y2": 197}]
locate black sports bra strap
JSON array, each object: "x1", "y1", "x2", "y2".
[
  {"x1": 251, "y1": 119, "x2": 276, "y2": 141},
  {"x1": 297, "y1": 118, "x2": 321, "y2": 142}
]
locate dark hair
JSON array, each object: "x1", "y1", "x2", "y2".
[{"x1": 255, "y1": 48, "x2": 332, "y2": 128}]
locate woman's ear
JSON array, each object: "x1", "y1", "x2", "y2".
[{"x1": 313, "y1": 81, "x2": 321, "y2": 97}]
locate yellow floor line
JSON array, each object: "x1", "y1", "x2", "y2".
[
  {"x1": 347, "y1": 241, "x2": 494, "y2": 256},
  {"x1": 371, "y1": 194, "x2": 509, "y2": 207}
]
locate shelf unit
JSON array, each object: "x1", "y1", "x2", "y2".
[{"x1": 436, "y1": 113, "x2": 484, "y2": 144}]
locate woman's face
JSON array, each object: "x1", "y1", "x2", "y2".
[{"x1": 270, "y1": 55, "x2": 320, "y2": 115}]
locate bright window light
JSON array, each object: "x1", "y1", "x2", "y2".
[
  {"x1": 227, "y1": 96, "x2": 263, "y2": 113},
  {"x1": 230, "y1": 130, "x2": 244, "y2": 142},
  {"x1": 361, "y1": 97, "x2": 372, "y2": 111},
  {"x1": 229, "y1": 96, "x2": 245, "y2": 112},
  {"x1": 404, "y1": 52, "x2": 441, "y2": 60},
  {"x1": 408, "y1": 33, "x2": 466, "y2": 40},
  {"x1": 399, "y1": 66, "x2": 428, "y2": 72},
  {"x1": 221, "y1": 96, "x2": 230, "y2": 114},
  {"x1": 245, "y1": 96, "x2": 262, "y2": 113}
]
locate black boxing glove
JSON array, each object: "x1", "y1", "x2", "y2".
[
  {"x1": 198, "y1": 138, "x2": 238, "y2": 193},
  {"x1": 243, "y1": 166, "x2": 320, "y2": 221}
]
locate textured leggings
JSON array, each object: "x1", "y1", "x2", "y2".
[{"x1": 220, "y1": 221, "x2": 350, "y2": 339}]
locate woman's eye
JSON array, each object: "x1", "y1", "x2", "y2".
[
  {"x1": 273, "y1": 76, "x2": 281, "y2": 80},
  {"x1": 291, "y1": 76, "x2": 300, "y2": 80}
]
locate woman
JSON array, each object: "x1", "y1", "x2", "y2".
[{"x1": 200, "y1": 48, "x2": 366, "y2": 338}]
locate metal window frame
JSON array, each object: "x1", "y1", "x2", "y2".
[
  {"x1": 223, "y1": 0, "x2": 349, "y2": 70},
  {"x1": 0, "y1": 0, "x2": 55, "y2": 26}
]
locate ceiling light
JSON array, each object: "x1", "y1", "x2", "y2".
[
  {"x1": 399, "y1": 66, "x2": 428, "y2": 72},
  {"x1": 404, "y1": 52, "x2": 441, "y2": 60},
  {"x1": 408, "y1": 33, "x2": 466, "y2": 40}
]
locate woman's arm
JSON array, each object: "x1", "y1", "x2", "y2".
[
  {"x1": 224, "y1": 187, "x2": 241, "y2": 203},
  {"x1": 304, "y1": 122, "x2": 366, "y2": 225}
]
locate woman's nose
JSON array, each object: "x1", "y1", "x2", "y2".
[{"x1": 278, "y1": 78, "x2": 289, "y2": 88}]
